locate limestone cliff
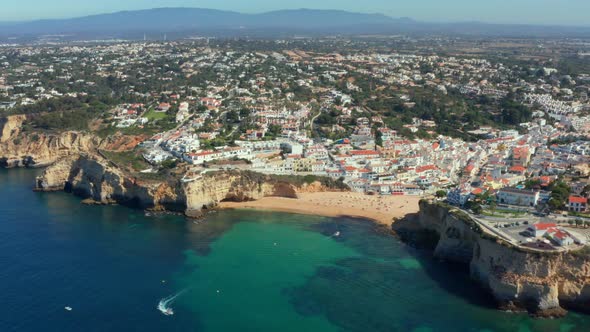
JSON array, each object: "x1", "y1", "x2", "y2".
[
  {"x1": 0, "y1": 115, "x2": 99, "y2": 167},
  {"x1": 399, "y1": 200, "x2": 590, "y2": 317},
  {"x1": 35, "y1": 154, "x2": 182, "y2": 208},
  {"x1": 34, "y1": 154, "x2": 333, "y2": 218},
  {"x1": 0, "y1": 114, "x2": 152, "y2": 168}
]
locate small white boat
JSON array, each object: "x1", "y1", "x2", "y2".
[
  {"x1": 157, "y1": 289, "x2": 188, "y2": 316},
  {"x1": 157, "y1": 301, "x2": 174, "y2": 316},
  {"x1": 333, "y1": 231, "x2": 341, "y2": 237},
  {"x1": 64, "y1": 306, "x2": 72, "y2": 311}
]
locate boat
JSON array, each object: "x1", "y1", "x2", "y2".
[
  {"x1": 157, "y1": 289, "x2": 187, "y2": 316},
  {"x1": 157, "y1": 301, "x2": 174, "y2": 316},
  {"x1": 64, "y1": 306, "x2": 72, "y2": 311},
  {"x1": 333, "y1": 231, "x2": 341, "y2": 237}
]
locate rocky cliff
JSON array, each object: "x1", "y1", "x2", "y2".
[
  {"x1": 397, "y1": 200, "x2": 590, "y2": 317},
  {"x1": 0, "y1": 115, "x2": 99, "y2": 167},
  {"x1": 34, "y1": 154, "x2": 333, "y2": 217}
]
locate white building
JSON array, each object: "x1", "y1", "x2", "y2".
[{"x1": 497, "y1": 188, "x2": 540, "y2": 207}]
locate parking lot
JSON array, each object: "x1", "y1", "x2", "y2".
[
  {"x1": 473, "y1": 213, "x2": 583, "y2": 251},
  {"x1": 478, "y1": 218, "x2": 535, "y2": 244}
]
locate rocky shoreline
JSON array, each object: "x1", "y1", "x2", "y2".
[
  {"x1": 2, "y1": 114, "x2": 590, "y2": 318},
  {"x1": 32, "y1": 153, "x2": 343, "y2": 219},
  {"x1": 394, "y1": 200, "x2": 590, "y2": 318}
]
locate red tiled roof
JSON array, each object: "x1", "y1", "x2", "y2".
[
  {"x1": 416, "y1": 165, "x2": 437, "y2": 173},
  {"x1": 471, "y1": 188, "x2": 484, "y2": 195},
  {"x1": 349, "y1": 150, "x2": 379, "y2": 156},
  {"x1": 569, "y1": 196, "x2": 588, "y2": 204},
  {"x1": 532, "y1": 223, "x2": 557, "y2": 231},
  {"x1": 547, "y1": 228, "x2": 570, "y2": 240},
  {"x1": 509, "y1": 165, "x2": 526, "y2": 172}
]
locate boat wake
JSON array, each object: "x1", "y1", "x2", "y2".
[{"x1": 157, "y1": 289, "x2": 188, "y2": 316}]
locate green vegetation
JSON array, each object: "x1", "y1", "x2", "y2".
[
  {"x1": 569, "y1": 211, "x2": 590, "y2": 219},
  {"x1": 31, "y1": 110, "x2": 94, "y2": 131},
  {"x1": 161, "y1": 159, "x2": 178, "y2": 170},
  {"x1": 435, "y1": 190, "x2": 447, "y2": 198},
  {"x1": 200, "y1": 138, "x2": 230, "y2": 150},
  {"x1": 548, "y1": 181, "x2": 571, "y2": 210},
  {"x1": 144, "y1": 109, "x2": 170, "y2": 121},
  {"x1": 270, "y1": 174, "x2": 349, "y2": 191},
  {"x1": 99, "y1": 150, "x2": 149, "y2": 172},
  {"x1": 482, "y1": 209, "x2": 526, "y2": 218},
  {"x1": 499, "y1": 93, "x2": 532, "y2": 125},
  {"x1": 208, "y1": 170, "x2": 350, "y2": 191}
]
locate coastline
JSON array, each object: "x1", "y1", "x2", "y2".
[{"x1": 218, "y1": 192, "x2": 422, "y2": 225}]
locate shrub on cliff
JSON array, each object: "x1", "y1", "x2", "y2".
[{"x1": 208, "y1": 170, "x2": 350, "y2": 191}]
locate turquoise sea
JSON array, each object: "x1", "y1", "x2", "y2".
[{"x1": 1, "y1": 168, "x2": 589, "y2": 331}]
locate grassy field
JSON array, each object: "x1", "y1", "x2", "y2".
[{"x1": 144, "y1": 109, "x2": 170, "y2": 121}]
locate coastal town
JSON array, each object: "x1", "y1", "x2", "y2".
[
  {"x1": 1, "y1": 38, "x2": 590, "y2": 251},
  {"x1": 4, "y1": 2, "x2": 590, "y2": 327}
]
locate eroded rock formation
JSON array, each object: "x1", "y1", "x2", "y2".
[
  {"x1": 34, "y1": 154, "x2": 334, "y2": 218},
  {"x1": 397, "y1": 200, "x2": 590, "y2": 317},
  {"x1": 0, "y1": 115, "x2": 99, "y2": 167}
]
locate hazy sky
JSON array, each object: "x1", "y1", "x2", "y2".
[{"x1": 2, "y1": 0, "x2": 589, "y2": 26}]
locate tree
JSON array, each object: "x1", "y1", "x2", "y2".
[
  {"x1": 548, "y1": 198, "x2": 563, "y2": 211},
  {"x1": 489, "y1": 198, "x2": 497, "y2": 215},
  {"x1": 226, "y1": 110, "x2": 239, "y2": 123},
  {"x1": 375, "y1": 128, "x2": 383, "y2": 147},
  {"x1": 239, "y1": 108, "x2": 251, "y2": 118},
  {"x1": 524, "y1": 179, "x2": 542, "y2": 189},
  {"x1": 500, "y1": 95, "x2": 532, "y2": 125},
  {"x1": 472, "y1": 204, "x2": 483, "y2": 215},
  {"x1": 160, "y1": 159, "x2": 178, "y2": 170},
  {"x1": 267, "y1": 124, "x2": 282, "y2": 138},
  {"x1": 548, "y1": 181, "x2": 571, "y2": 211},
  {"x1": 435, "y1": 190, "x2": 447, "y2": 198}
]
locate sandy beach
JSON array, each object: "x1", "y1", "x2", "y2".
[{"x1": 219, "y1": 192, "x2": 422, "y2": 225}]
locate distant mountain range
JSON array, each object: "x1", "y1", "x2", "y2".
[{"x1": 1, "y1": 8, "x2": 589, "y2": 40}]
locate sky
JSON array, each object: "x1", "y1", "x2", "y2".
[{"x1": 1, "y1": 0, "x2": 589, "y2": 26}]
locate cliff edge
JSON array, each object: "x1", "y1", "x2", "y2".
[
  {"x1": 0, "y1": 115, "x2": 99, "y2": 168},
  {"x1": 396, "y1": 200, "x2": 590, "y2": 317},
  {"x1": 34, "y1": 153, "x2": 339, "y2": 217}
]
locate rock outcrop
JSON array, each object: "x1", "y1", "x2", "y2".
[
  {"x1": 0, "y1": 115, "x2": 99, "y2": 168},
  {"x1": 34, "y1": 154, "x2": 333, "y2": 217},
  {"x1": 397, "y1": 200, "x2": 590, "y2": 317},
  {"x1": 35, "y1": 154, "x2": 181, "y2": 208}
]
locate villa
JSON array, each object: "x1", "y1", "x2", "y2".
[{"x1": 569, "y1": 195, "x2": 588, "y2": 213}]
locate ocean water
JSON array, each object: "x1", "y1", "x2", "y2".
[{"x1": 1, "y1": 168, "x2": 589, "y2": 332}]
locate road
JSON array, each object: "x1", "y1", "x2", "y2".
[{"x1": 309, "y1": 110, "x2": 323, "y2": 143}]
